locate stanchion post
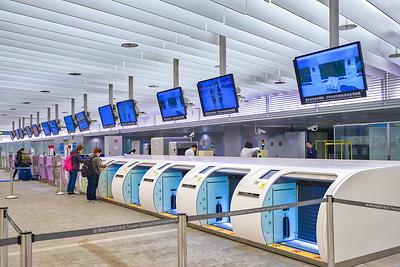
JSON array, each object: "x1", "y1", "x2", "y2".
[
  {"x1": 0, "y1": 207, "x2": 8, "y2": 267},
  {"x1": 326, "y1": 195, "x2": 335, "y2": 267},
  {"x1": 56, "y1": 164, "x2": 65, "y2": 195},
  {"x1": 5, "y1": 161, "x2": 18, "y2": 200},
  {"x1": 19, "y1": 232, "x2": 33, "y2": 267},
  {"x1": 177, "y1": 213, "x2": 187, "y2": 267}
]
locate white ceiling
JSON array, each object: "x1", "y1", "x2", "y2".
[{"x1": 0, "y1": 0, "x2": 399, "y2": 129}]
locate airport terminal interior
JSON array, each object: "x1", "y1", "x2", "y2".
[{"x1": 1, "y1": 1, "x2": 400, "y2": 266}]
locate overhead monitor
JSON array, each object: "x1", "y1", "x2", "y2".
[
  {"x1": 63, "y1": 115, "x2": 76, "y2": 133},
  {"x1": 41, "y1": 121, "x2": 52, "y2": 136},
  {"x1": 157, "y1": 87, "x2": 187, "y2": 121},
  {"x1": 9, "y1": 130, "x2": 15, "y2": 140},
  {"x1": 16, "y1": 128, "x2": 24, "y2": 139},
  {"x1": 31, "y1": 124, "x2": 41, "y2": 137},
  {"x1": 49, "y1": 120, "x2": 60, "y2": 135},
  {"x1": 293, "y1": 41, "x2": 367, "y2": 104},
  {"x1": 25, "y1": 126, "x2": 33, "y2": 138},
  {"x1": 197, "y1": 73, "x2": 239, "y2": 116},
  {"x1": 116, "y1": 99, "x2": 137, "y2": 126},
  {"x1": 75, "y1": 111, "x2": 90, "y2": 132},
  {"x1": 98, "y1": 104, "x2": 116, "y2": 128}
]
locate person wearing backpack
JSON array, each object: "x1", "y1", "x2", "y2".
[
  {"x1": 66, "y1": 144, "x2": 84, "y2": 195},
  {"x1": 12, "y1": 148, "x2": 24, "y2": 180},
  {"x1": 87, "y1": 148, "x2": 106, "y2": 202}
]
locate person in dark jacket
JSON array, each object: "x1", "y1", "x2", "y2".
[
  {"x1": 306, "y1": 142, "x2": 318, "y2": 159},
  {"x1": 67, "y1": 144, "x2": 84, "y2": 194},
  {"x1": 87, "y1": 148, "x2": 106, "y2": 202},
  {"x1": 12, "y1": 148, "x2": 24, "y2": 180}
]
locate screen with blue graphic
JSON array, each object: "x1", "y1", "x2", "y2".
[
  {"x1": 98, "y1": 104, "x2": 116, "y2": 128},
  {"x1": 49, "y1": 120, "x2": 60, "y2": 135},
  {"x1": 75, "y1": 111, "x2": 90, "y2": 132},
  {"x1": 63, "y1": 115, "x2": 76, "y2": 133},
  {"x1": 25, "y1": 126, "x2": 32, "y2": 138},
  {"x1": 157, "y1": 87, "x2": 187, "y2": 121},
  {"x1": 16, "y1": 128, "x2": 24, "y2": 139},
  {"x1": 116, "y1": 100, "x2": 137, "y2": 126},
  {"x1": 41, "y1": 122, "x2": 51, "y2": 136},
  {"x1": 294, "y1": 41, "x2": 367, "y2": 104},
  {"x1": 197, "y1": 74, "x2": 239, "y2": 116},
  {"x1": 31, "y1": 124, "x2": 40, "y2": 137},
  {"x1": 9, "y1": 130, "x2": 15, "y2": 140}
]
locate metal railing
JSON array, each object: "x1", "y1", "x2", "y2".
[{"x1": 1, "y1": 196, "x2": 399, "y2": 267}]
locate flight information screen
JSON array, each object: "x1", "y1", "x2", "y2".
[
  {"x1": 98, "y1": 104, "x2": 116, "y2": 128},
  {"x1": 41, "y1": 122, "x2": 51, "y2": 136},
  {"x1": 64, "y1": 115, "x2": 76, "y2": 133},
  {"x1": 49, "y1": 120, "x2": 60, "y2": 135},
  {"x1": 157, "y1": 87, "x2": 187, "y2": 121},
  {"x1": 116, "y1": 100, "x2": 137, "y2": 126},
  {"x1": 75, "y1": 111, "x2": 90, "y2": 132}
]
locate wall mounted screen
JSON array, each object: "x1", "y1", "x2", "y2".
[
  {"x1": 293, "y1": 41, "x2": 367, "y2": 104},
  {"x1": 75, "y1": 111, "x2": 90, "y2": 132},
  {"x1": 41, "y1": 122, "x2": 51, "y2": 136},
  {"x1": 49, "y1": 120, "x2": 60, "y2": 135},
  {"x1": 16, "y1": 128, "x2": 24, "y2": 139},
  {"x1": 157, "y1": 87, "x2": 187, "y2": 121},
  {"x1": 31, "y1": 124, "x2": 41, "y2": 137},
  {"x1": 197, "y1": 73, "x2": 239, "y2": 116},
  {"x1": 98, "y1": 104, "x2": 116, "y2": 128},
  {"x1": 64, "y1": 115, "x2": 76, "y2": 133},
  {"x1": 9, "y1": 130, "x2": 15, "y2": 140},
  {"x1": 116, "y1": 99, "x2": 137, "y2": 126},
  {"x1": 25, "y1": 126, "x2": 33, "y2": 138}
]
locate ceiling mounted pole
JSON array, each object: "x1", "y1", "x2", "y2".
[
  {"x1": 29, "y1": 114, "x2": 33, "y2": 126},
  {"x1": 109, "y1": 84, "x2": 113, "y2": 105},
  {"x1": 329, "y1": 0, "x2": 339, "y2": 47},
  {"x1": 71, "y1": 98, "x2": 75, "y2": 116},
  {"x1": 55, "y1": 104, "x2": 59, "y2": 121},
  {"x1": 173, "y1": 58, "x2": 179, "y2": 87},
  {"x1": 219, "y1": 35, "x2": 227, "y2": 76},
  {"x1": 36, "y1": 112, "x2": 40, "y2": 125},
  {"x1": 22, "y1": 117, "x2": 25, "y2": 128},
  {"x1": 18, "y1": 119, "x2": 21, "y2": 129},
  {"x1": 12, "y1": 121, "x2": 15, "y2": 131},
  {"x1": 128, "y1": 76, "x2": 134, "y2": 100},
  {"x1": 83, "y1": 94, "x2": 88, "y2": 113},
  {"x1": 47, "y1": 107, "x2": 51, "y2": 121}
]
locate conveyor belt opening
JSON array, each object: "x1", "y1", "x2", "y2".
[
  {"x1": 155, "y1": 165, "x2": 195, "y2": 215},
  {"x1": 101, "y1": 163, "x2": 125, "y2": 198},
  {"x1": 124, "y1": 165, "x2": 153, "y2": 205},
  {"x1": 198, "y1": 169, "x2": 250, "y2": 231},
  {"x1": 263, "y1": 174, "x2": 334, "y2": 254}
]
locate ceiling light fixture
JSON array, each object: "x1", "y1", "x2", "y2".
[
  {"x1": 389, "y1": 48, "x2": 400, "y2": 58},
  {"x1": 40, "y1": 90, "x2": 50, "y2": 93},
  {"x1": 274, "y1": 70, "x2": 286, "y2": 85},
  {"x1": 339, "y1": 19, "x2": 357, "y2": 31},
  {"x1": 22, "y1": 101, "x2": 31, "y2": 104},
  {"x1": 68, "y1": 72, "x2": 82, "y2": 76},
  {"x1": 62, "y1": 111, "x2": 68, "y2": 114},
  {"x1": 148, "y1": 84, "x2": 159, "y2": 88},
  {"x1": 121, "y1": 42, "x2": 139, "y2": 48},
  {"x1": 9, "y1": 108, "x2": 16, "y2": 111},
  {"x1": 214, "y1": 64, "x2": 229, "y2": 68},
  {"x1": 1, "y1": 114, "x2": 6, "y2": 116}
]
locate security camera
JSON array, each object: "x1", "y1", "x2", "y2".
[
  {"x1": 255, "y1": 128, "x2": 266, "y2": 135},
  {"x1": 307, "y1": 124, "x2": 318, "y2": 132}
]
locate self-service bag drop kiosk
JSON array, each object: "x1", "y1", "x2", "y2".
[{"x1": 98, "y1": 158, "x2": 129, "y2": 199}]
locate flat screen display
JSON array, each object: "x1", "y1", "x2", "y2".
[
  {"x1": 16, "y1": 128, "x2": 24, "y2": 139},
  {"x1": 25, "y1": 126, "x2": 33, "y2": 138},
  {"x1": 116, "y1": 99, "x2": 137, "y2": 126},
  {"x1": 157, "y1": 87, "x2": 187, "y2": 121},
  {"x1": 41, "y1": 121, "x2": 51, "y2": 136},
  {"x1": 9, "y1": 130, "x2": 15, "y2": 140},
  {"x1": 75, "y1": 111, "x2": 90, "y2": 132},
  {"x1": 293, "y1": 41, "x2": 367, "y2": 104},
  {"x1": 197, "y1": 73, "x2": 239, "y2": 116},
  {"x1": 64, "y1": 115, "x2": 76, "y2": 133},
  {"x1": 49, "y1": 120, "x2": 60, "y2": 135},
  {"x1": 31, "y1": 124, "x2": 41, "y2": 137},
  {"x1": 98, "y1": 104, "x2": 116, "y2": 128}
]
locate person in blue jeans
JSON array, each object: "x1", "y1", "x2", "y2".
[
  {"x1": 67, "y1": 144, "x2": 84, "y2": 194},
  {"x1": 87, "y1": 148, "x2": 106, "y2": 202}
]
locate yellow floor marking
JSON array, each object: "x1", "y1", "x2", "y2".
[
  {"x1": 159, "y1": 212, "x2": 177, "y2": 218},
  {"x1": 268, "y1": 243, "x2": 321, "y2": 261},
  {"x1": 203, "y1": 225, "x2": 237, "y2": 236}
]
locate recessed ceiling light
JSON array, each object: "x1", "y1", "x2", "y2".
[
  {"x1": 338, "y1": 24, "x2": 357, "y2": 31},
  {"x1": 62, "y1": 111, "x2": 68, "y2": 114},
  {"x1": 9, "y1": 108, "x2": 16, "y2": 111},
  {"x1": 274, "y1": 80, "x2": 286, "y2": 85},
  {"x1": 214, "y1": 64, "x2": 229, "y2": 68},
  {"x1": 389, "y1": 48, "x2": 400, "y2": 58},
  {"x1": 22, "y1": 101, "x2": 31, "y2": 104},
  {"x1": 40, "y1": 90, "x2": 50, "y2": 93},
  {"x1": 121, "y1": 42, "x2": 139, "y2": 48},
  {"x1": 148, "y1": 84, "x2": 159, "y2": 88},
  {"x1": 68, "y1": 72, "x2": 82, "y2": 76},
  {"x1": 1, "y1": 114, "x2": 6, "y2": 116}
]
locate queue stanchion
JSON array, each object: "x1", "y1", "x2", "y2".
[
  {"x1": 177, "y1": 213, "x2": 187, "y2": 267},
  {"x1": 5, "y1": 161, "x2": 18, "y2": 200},
  {"x1": 326, "y1": 195, "x2": 335, "y2": 267},
  {"x1": 19, "y1": 232, "x2": 33, "y2": 267},
  {"x1": 0, "y1": 207, "x2": 9, "y2": 267},
  {"x1": 56, "y1": 165, "x2": 65, "y2": 195}
]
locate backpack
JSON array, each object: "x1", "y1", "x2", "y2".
[
  {"x1": 20, "y1": 153, "x2": 31, "y2": 167},
  {"x1": 81, "y1": 157, "x2": 94, "y2": 177},
  {"x1": 63, "y1": 153, "x2": 74, "y2": 172}
]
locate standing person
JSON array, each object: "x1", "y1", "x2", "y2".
[
  {"x1": 240, "y1": 142, "x2": 260, "y2": 157},
  {"x1": 12, "y1": 148, "x2": 24, "y2": 180},
  {"x1": 67, "y1": 144, "x2": 84, "y2": 194},
  {"x1": 306, "y1": 142, "x2": 317, "y2": 159},
  {"x1": 87, "y1": 148, "x2": 106, "y2": 202},
  {"x1": 184, "y1": 144, "x2": 198, "y2": 156}
]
